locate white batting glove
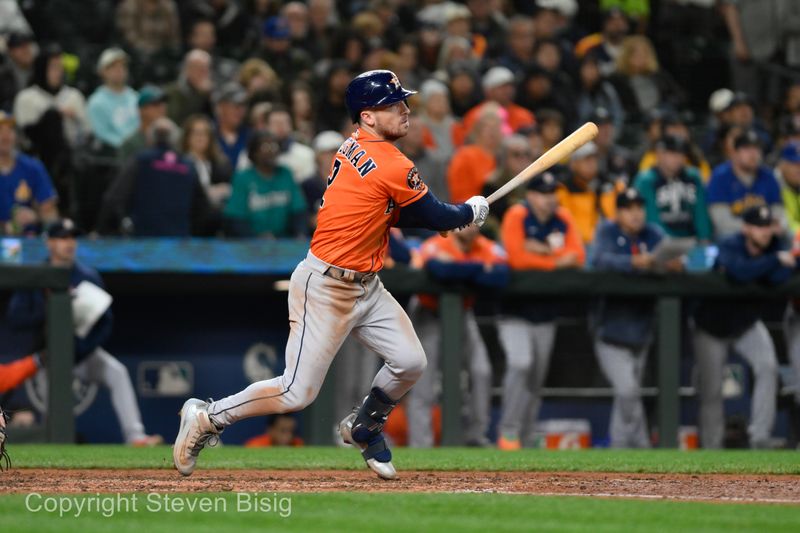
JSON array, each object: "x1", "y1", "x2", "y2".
[{"x1": 465, "y1": 196, "x2": 489, "y2": 227}]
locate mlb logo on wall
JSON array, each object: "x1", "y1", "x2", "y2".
[{"x1": 138, "y1": 362, "x2": 194, "y2": 397}]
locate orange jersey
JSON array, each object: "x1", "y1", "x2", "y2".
[
  {"x1": 310, "y1": 128, "x2": 429, "y2": 272},
  {"x1": 456, "y1": 102, "x2": 536, "y2": 147},
  {"x1": 501, "y1": 204, "x2": 585, "y2": 270},
  {"x1": 417, "y1": 232, "x2": 507, "y2": 310}
]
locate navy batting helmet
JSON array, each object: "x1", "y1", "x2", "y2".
[{"x1": 345, "y1": 70, "x2": 417, "y2": 123}]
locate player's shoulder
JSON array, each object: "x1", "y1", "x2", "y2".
[{"x1": 504, "y1": 202, "x2": 530, "y2": 220}]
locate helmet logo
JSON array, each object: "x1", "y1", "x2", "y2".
[{"x1": 390, "y1": 74, "x2": 401, "y2": 91}]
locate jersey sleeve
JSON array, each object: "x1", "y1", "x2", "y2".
[{"x1": 382, "y1": 156, "x2": 429, "y2": 207}]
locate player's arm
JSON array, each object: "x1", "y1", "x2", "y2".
[{"x1": 395, "y1": 190, "x2": 488, "y2": 231}]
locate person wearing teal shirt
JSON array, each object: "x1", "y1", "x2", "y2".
[
  {"x1": 224, "y1": 131, "x2": 307, "y2": 238},
  {"x1": 634, "y1": 135, "x2": 712, "y2": 240}
]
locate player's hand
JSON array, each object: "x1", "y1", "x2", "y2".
[
  {"x1": 555, "y1": 252, "x2": 579, "y2": 268},
  {"x1": 631, "y1": 253, "x2": 655, "y2": 270},
  {"x1": 778, "y1": 250, "x2": 796, "y2": 268},
  {"x1": 525, "y1": 239, "x2": 552, "y2": 255},
  {"x1": 465, "y1": 196, "x2": 489, "y2": 227}
]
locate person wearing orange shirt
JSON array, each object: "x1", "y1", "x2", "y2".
[
  {"x1": 0, "y1": 353, "x2": 40, "y2": 393},
  {"x1": 447, "y1": 103, "x2": 502, "y2": 203},
  {"x1": 498, "y1": 172, "x2": 585, "y2": 450},
  {"x1": 174, "y1": 70, "x2": 490, "y2": 481},
  {"x1": 244, "y1": 415, "x2": 304, "y2": 447},
  {"x1": 406, "y1": 225, "x2": 510, "y2": 447},
  {"x1": 556, "y1": 141, "x2": 621, "y2": 243},
  {"x1": 456, "y1": 66, "x2": 536, "y2": 147}
]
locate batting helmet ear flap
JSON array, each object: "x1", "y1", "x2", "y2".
[{"x1": 346, "y1": 70, "x2": 417, "y2": 123}]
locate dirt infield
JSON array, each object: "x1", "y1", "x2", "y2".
[{"x1": 2, "y1": 469, "x2": 800, "y2": 503}]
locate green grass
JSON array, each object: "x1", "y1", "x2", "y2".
[
  {"x1": 8, "y1": 444, "x2": 800, "y2": 474},
  {"x1": 2, "y1": 492, "x2": 800, "y2": 533}
]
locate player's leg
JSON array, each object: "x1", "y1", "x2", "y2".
[
  {"x1": 405, "y1": 300, "x2": 439, "y2": 448},
  {"x1": 733, "y1": 320, "x2": 778, "y2": 447},
  {"x1": 522, "y1": 321, "x2": 557, "y2": 445},
  {"x1": 344, "y1": 278, "x2": 426, "y2": 478},
  {"x1": 74, "y1": 347, "x2": 159, "y2": 445},
  {"x1": 464, "y1": 309, "x2": 491, "y2": 446},
  {"x1": 496, "y1": 317, "x2": 534, "y2": 449},
  {"x1": 692, "y1": 327, "x2": 728, "y2": 449},
  {"x1": 594, "y1": 338, "x2": 644, "y2": 448},
  {"x1": 785, "y1": 306, "x2": 800, "y2": 405},
  {"x1": 334, "y1": 336, "x2": 377, "y2": 442},
  {"x1": 630, "y1": 344, "x2": 651, "y2": 448}
]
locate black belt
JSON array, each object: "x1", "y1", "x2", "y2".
[{"x1": 323, "y1": 266, "x2": 376, "y2": 283}]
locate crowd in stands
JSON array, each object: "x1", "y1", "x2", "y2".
[{"x1": 3, "y1": 0, "x2": 800, "y2": 448}]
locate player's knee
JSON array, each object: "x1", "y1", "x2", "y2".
[
  {"x1": 402, "y1": 348, "x2": 427, "y2": 381},
  {"x1": 278, "y1": 387, "x2": 320, "y2": 413}
]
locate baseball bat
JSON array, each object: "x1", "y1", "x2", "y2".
[{"x1": 486, "y1": 121, "x2": 599, "y2": 205}]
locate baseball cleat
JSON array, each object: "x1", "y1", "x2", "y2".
[
  {"x1": 173, "y1": 398, "x2": 221, "y2": 476},
  {"x1": 339, "y1": 411, "x2": 397, "y2": 480}
]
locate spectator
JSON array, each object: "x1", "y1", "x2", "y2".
[
  {"x1": 591, "y1": 188, "x2": 674, "y2": 448},
  {"x1": 389, "y1": 38, "x2": 424, "y2": 93},
  {"x1": 396, "y1": 116, "x2": 447, "y2": 205},
  {"x1": 100, "y1": 118, "x2": 210, "y2": 237},
  {"x1": 314, "y1": 61, "x2": 353, "y2": 133},
  {"x1": 0, "y1": 0, "x2": 33, "y2": 36},
  {"x1": 418, "y1": 79, "x2": 457, "y2": 166},
  {"x1": 258, "y1": 16, "x2": 312, "y2": 83},
  {"x1": 224, "y1": 131, "x2": 307, "y2": 238},
  {"x1": 244, "y1": 414, "x2": 304, "y2": 447},
  {"x1": 556, "y1": 141, "x2": 620, "y2": 244},
  {"x1": 536, "y1": 108, "x2": 564, "y2": 152},
  {"x1": 634, "y1": 135, "x2": 712, "y2": 240},
  {"x1": 115, "y1": 0, "x2": 181, "y2": 56},
  {"x1": 592, "y1": 107, "x2": 636, "y2": 185},
  {"x1": 447, "y1": 104, "x2": 502, "y2": 203},
  {"x1": 119, "y1": 85, "x2": 167, "y2": 163},
  {"x1": 497, "y1": 172, "x2": 585, "y2": 450},
  {"x1": 445, "y1": 61, "x2": 481, "y2": 119},
  {"x1": 302, "y1": 130, "x2": 344, "y2": 230},
  {"x1": 213, "y1": 82, "x2": 250, "y2": 170},
  {"x1": 183, "y1": 0, "x2": 250, "y2": 59},
  {"x1": 482, "y1": 134, "x2": 534, "y2": 232},
  {"x1": 181, "y1": 113, "x2": 233, "y2": 230},
  {"x1": 575, "y1": 8, "x2": 630, "y2": 76},
  {"x1": 575, "y1": 55, "x2": 625, "y2": 135},
  {"x1": 637, "y1": 111, "x2": 712, "y2": 181},
  {"x1": 87, "y1": 48, "x2": 139, "y2": 150},
  {"x1": 6, "y1": 218, "x2": 163, "y2": 446},
  {"x1": 307, "y1": 0, "x2": 338, "y2": 60},
  {"x1": 287, "y1": 81, "x2": 316, "y2": 145},
  {"x1": 281, "y1": 1, "x2": 311, "y2": 53},
  {"x1": 467, "y1": 0, "x2": 508, "y2": 58},
  {"x1": 238, "y1": 57, "x2": 280, "y2": 105},
  {"x1": 265, "y1": 105, "x2": 315, "y2": 185},
  {"x1": 185, "y1": 18, "x2": 240, "y2": 85},
  {"x1": 13, "y1": 44, "x2": 89, "y2": 210},
  {"x1": 776, "y1": 142, "x2": 800, "y2": 234},
  {"x1": 609, "y1": 35, "x2": 684, "y2": 124},
  {"x1": 442, "y1": 3, "x2": 487, "y2": 60},
  {"x1": 407, "y1": 224, "x2": 509, "y2": 447},
  {"x1": 516, "y1": 66, "x2": 574, "y2": 127},
  {"x1": 458, "y1": 66, "x2": 535, "y2": 146},
  {"x1": 706, "y1": 129, "x2": 785, "y2": 239},
  {"x1": 497, "y1": 15, "x2": 536, "y2": 74},
  {"x1": 704, "y1": 92, "x2": 772, "y2": 163},
  {"x1": 0, "y1": 112, "x2": 58, "y2": 235},
  {"x1": 692, "y1": 205, "x2": 789, "y2": 449},
  {"x1": 0, "y1": 32, "x2": 37, "y2": 112},
  {"x1": 164, "y1": 50, "x2": 214, "y2": 127}
]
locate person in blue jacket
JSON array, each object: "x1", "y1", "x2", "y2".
[
  {"x1": 692, "y1": 205, "x2": 793, "y2": 449},
  {"x1": 591, "y1": 188, "x2": 684, "y2": 448},
  {"x1": 6, "y1": 219, "x2": 161, "y2": 446}
]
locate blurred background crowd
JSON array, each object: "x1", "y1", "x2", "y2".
[{"x1": 3, "y1": 0, "x2": 800, "y2": 450}]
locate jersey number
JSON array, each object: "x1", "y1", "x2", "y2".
[{"x1": 320, "y1": 159, "x2": 342, "y2": 208}]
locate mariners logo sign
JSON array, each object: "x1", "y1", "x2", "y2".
[{"x1": 406, "y1": 167, "x2": 424, "y2": 190}]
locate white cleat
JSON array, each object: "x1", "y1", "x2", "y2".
[
  {"x1": 339, "y1": 412, "x2": 397, "y2": 480},
  {"x1": 173, "y1": 398, "x2": 221, "y2": 476}
]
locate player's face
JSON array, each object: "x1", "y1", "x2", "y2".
[
  {"x1": 363, "y1": 100, "x2": 410, "y2": 141},
  {"x1": 617, "y1": 204, "x2": 645, "y2": 234},
  {"x1": 656, "y1": 149, "x2": 686, "y2": 177},
  {"x1": 47, "y1": 236, "x2": 77, "y2": 266},
  {"x1": 744, "y1": 223, "x2": 774, "y2": 249},
  {"x1": 268, "y1": 416, "x2": 297, "y2": 446},
  {"x1": 733, "y1": 145, "x2": 761, "y2": 173},
  {"x1": 527, "y1": 190, "x2": 558, "y2": 218}
]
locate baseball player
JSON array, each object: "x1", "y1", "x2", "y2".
[
  {"x1": 173, "y1": 70, "x2": 490, "y2": 479},
  {"x1": 497, "y1": 172, "x2": 585, "y2": 450},
  {"x1": 591, "y1": 188, "x2": 672, "y2": 448},
  {"x1": 406, "y1": 224, "x2": 509, "y2": 447},
  {"x1": 692, "y1": 205, "x2": 791, "y2": 448},
  {"x1": 0, "y1": 405, "x2": 8, "y2": 470}
]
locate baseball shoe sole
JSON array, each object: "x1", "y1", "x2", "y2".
[
  {"x1": 339, "y1": 411, "x2": 397, "y2": 480},
  {"x1": 173, "y1": 398, "x2": 221, "y2": 476}
]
